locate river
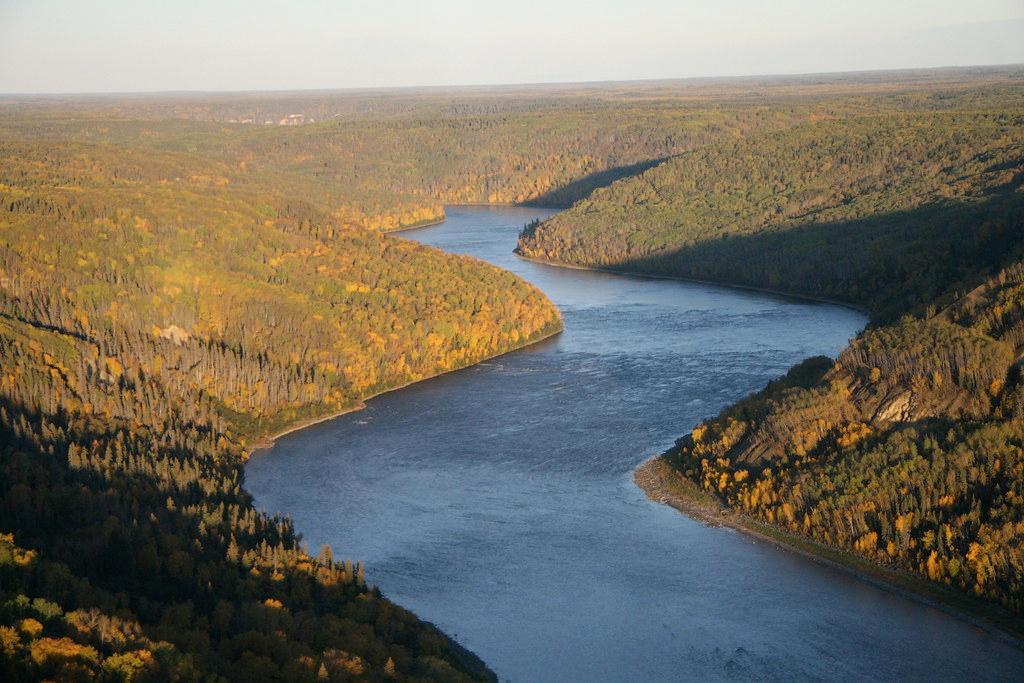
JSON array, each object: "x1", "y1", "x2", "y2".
[{"x1": 246, "y1": 206, "x2": 1024, "y2": 681}]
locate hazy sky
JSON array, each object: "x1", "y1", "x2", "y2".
[{"x1": 1, "y1": 0, "x2": 1023, "y2": 93}]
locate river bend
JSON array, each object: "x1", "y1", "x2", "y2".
[{"x1": 247, "y1": 206, "x2": 1024, "y2": 682}]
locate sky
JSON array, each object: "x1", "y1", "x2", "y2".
[{"x1": 1, "y1": 0, "x2": 1023, "y2": 94}]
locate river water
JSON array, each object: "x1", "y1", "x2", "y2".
[{"x1": 247, "y1": 206, "x2": 1024, "y2": 681}]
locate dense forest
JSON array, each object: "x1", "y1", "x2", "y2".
[
  {"x1": 512, "y1": 78, "x2": 1024, "y2": 616},
  {"x1": 3, "y1": 67, "x2": 1024, "y2": 678}
]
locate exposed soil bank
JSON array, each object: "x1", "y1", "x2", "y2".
[{"x1": 381, "y1": 215, "x2": 446, "y2": 233}]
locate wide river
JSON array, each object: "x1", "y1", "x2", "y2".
[{"x1": 247, "y1": 206, "x2": 1024, "y2": 681}]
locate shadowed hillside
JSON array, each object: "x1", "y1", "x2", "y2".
[{"x1": 517, "y1": 99, "x2": 1024, "y2": 317}]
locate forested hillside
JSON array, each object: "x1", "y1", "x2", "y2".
[
  {"x1": 13, "y1": 67, "x2": 1016, "y2": 232},
  {"x1": 0, "y1": 121, "x2": 560, "y2": 679},
  {"x1": 509, "y1": 80, "x2": 1024, "y2": 618},
  {"x1": 659, "y1": 262, "x2": 1024, "y2": 613},
  {"x1": 517, "y1": 91, "x2": 1024, "y2": 318},
  {"x1": 1, "y1": 100, "x2": 742, "y2": 224}
]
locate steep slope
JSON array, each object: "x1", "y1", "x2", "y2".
[{"x1": 3, "y1": 71, "x2": 1023, "y2": 676}]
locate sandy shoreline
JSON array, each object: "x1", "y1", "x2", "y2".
[
  {"x1": 634, "y1": 455, "x2": 1024, "y2": 649},
  {"x1": 388, "y1": 203, "x2": 565, "y2": 236},
  {"x1": 247, "y1": 408, "x2": 358, "y2": 453}
]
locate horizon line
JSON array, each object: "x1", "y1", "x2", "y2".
[{"x1": 2, "y1": 61, "x2": 1022, "y2": 99}]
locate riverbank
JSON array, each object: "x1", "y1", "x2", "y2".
[
  {"x1": 246, "y1": 408, "x2": 356, "y2": 453},
  {"x1": 634, "y1": 455, "x2": 1024, "y2": 647},
  {"x1": 514, "y1": 251, "x2": 871, "y2": 316},
  {"x1": 246, "y1": 320, "x2": 563, "y2": 455}
]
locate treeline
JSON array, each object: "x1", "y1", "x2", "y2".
[
  {"x1": 8, "y1": 70, "x2": 1019, "y2": 236},
  {"x1": 0, "y1": 77, "x2": 817, "y2": 226},
  {"x1": 0, "y1": 120, "x2": 563, "y2": 679},
  {"x1": 221, "y1": 82, "x2": 1018, "y2": 211},
  {"x1": 12, "y1": 67, "x2": 1014, "y2": 125}
]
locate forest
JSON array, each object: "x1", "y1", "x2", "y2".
[
  {"x1": 660, "y1": 263, "x2": 1024, "y2": 613},
  {"x1": 2, "y1": 66, "x2": 1023, "y2": 679},
  {"x1": 0, "y1": 113, "x2": 562, "y2": 679},
  {"x1": 516, "y1": 90, "x2": 1024, "y2": 319},
  {"x1": 513, "y1": 75, "x2": 1024, "y2": 617}
]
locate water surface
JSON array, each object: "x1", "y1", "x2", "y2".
[{"x1": 247, "y1": 206, "x2": 1024, "y2": 681}]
